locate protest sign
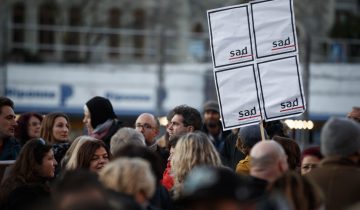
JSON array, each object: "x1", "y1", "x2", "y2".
[{"x1": 207, "y1": 0, "x2": 306, "y2": 130}]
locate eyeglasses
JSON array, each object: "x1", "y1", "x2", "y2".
[{"x1": 135, "y1": 123, "x2": 154, "y2": 130}]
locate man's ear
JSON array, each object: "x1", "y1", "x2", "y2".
[
  {"x1": 278, "y1": 156, "x2": 289, "y2": 173},
  {"x1": 187, "y1": 126, "x2": 194, "y2": 132}
]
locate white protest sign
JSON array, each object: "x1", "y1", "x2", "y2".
[
  {"x1": 208, "y1": 5, "x2": 254, "y2": 68},
  {"x1": 215, "y1": 65, "x2": 262, "y2": 129},
  {"x1": 251, "y1": 0, "x2": 297, "y2": 58},
  {"x1": 257, "y1": 56, "x2": 305, "y2": 120},
  {"x1": 207, "y1": 0, "x2": 306, "y2": 130}
]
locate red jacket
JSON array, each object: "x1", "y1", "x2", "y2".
[{"x1": 161, "y1": 161, "x2": 174, "y2": 191}]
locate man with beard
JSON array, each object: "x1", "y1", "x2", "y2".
[
  {"x1": 201, "y1": 101, "x2": 230, "y2": 153},
  {"x1": 0, "y1": 97, "x2": 20, "y2": 160}
]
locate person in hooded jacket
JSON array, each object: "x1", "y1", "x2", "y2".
[{"x1": 83, "y1": 96, "x2": 122, "y2": 147}]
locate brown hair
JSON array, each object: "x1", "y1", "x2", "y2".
[
  {"x1": 76, "y1": 140, "x2": 111, "y2": 169},
  {"x1": 273, "y1": 136, "x2": 301, "y2": 170},
  {"x1": 40, "y1": 112, "x2": 70, "y2": 144},
  {"x1": 269, "y1": 171, "x2": 324, "y2": 210},
  {"x1": 15, "y1": 112, "x2": 43, "y2": 145},
  {"x1": 0, "y1": 139, "x2": 52, "y2": 202}
]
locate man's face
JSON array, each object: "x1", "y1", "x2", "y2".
[
  {"x1": 204, "y1": 110, "x2": 220, "y2": 126},
  {"x1": 204, "y1": 110, "x2": 220, "y2": 129},
  {"x1": 135, "y1": 114, "x2": 159, "y2": 145},
  {"x1": 0, "y1": 106, "x2": 17, "y2": 139},
  {"x1": 167, "y1": 114, "x2": 192, "y2": 137}
]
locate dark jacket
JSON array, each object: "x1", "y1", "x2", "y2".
[
  {"x1": 150, "y1": 183, "x2": 174, "y2": 210},
  {"x1": 202, "y1": 122, "x2": 231, "y2": 153},
  {"x1": 221, "y1": 133, "x2": 245, "y2": 170},
  {"x1": 306, "y1": 157, "x2": 360, "y2": 210},
  {"x1": 1, "y1": 182, "x2": 50, "y2": 210},
  {"x1": 0, "y1": 137, "x2": 20, "y2": 161},
  {"x1": 53, "y1": 142, "x2": 70, "y2": 176}
]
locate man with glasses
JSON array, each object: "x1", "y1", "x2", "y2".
[{"x1": 135, "y1": 113, "x2": 168, "y2": 172}]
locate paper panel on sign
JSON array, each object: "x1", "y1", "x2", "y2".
[
  {"x1": 215, "y1": 65, "x2": 261, "y2": 129},
  {"x1": 257, "y1": 56, "x2": 305, "y2": 120},
  {"x1": 251, "y1": 0, "x2": 297, "y2": 58},
  {"x1": 208, "y1": 5, "x2": 253, "y2": 68}
]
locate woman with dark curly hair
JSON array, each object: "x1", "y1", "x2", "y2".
[
  {"x1": 15, "y1": 112, "x2": 43, "y2": 146},
  {"x1": 0, "y1": 139, "x2": 57, "y2": 210}
]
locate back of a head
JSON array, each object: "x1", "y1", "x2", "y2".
[
  {"x1": 176, "y1": 166, "x2": 262, "y2": 208},
  {"x1": 273, "y1": 136, "x2": 300, "y2": 170},
  {"x1": 170, "y1": 132, "x2": 222, "y2": 195},
  {"x1": 250, "y1": 140, "x2": 286, "y2": 159},
  {"x1": 250, "y1": 140, "x2": 288, "y2": 182},
  {"x1": 264, "y1": 120, "x2": 288, "y2": 138},
  {"x1": 173, "y1": 105, "x2": 202, "y2": 131},
  {"x1": 110, "y1": 127, "x2": 145, "y2": 155},
  {"x1": 171, "y1": 132, "x2": 222, "y2": 171},
  {"x1": 85, "y1": 96, "x2": 117, "y2": 129},
  {"x1": 269, "y1": 171, "x2": 324, "y2": 210},
  {"x1": 99, "y1": 157, "x2": 156, "y2": 201},
  {"x1": 113, "y1": 144, "x2": 163, "y2": 182},
  {"x1": 321, "y1": 117, "x2": 360, "y2": 157},
  {"x1": 237, "y1": 124, "x2": 268, "y2": 149},
  {"x1": 53, "y1": 169, "x2": 110, "y2": 210}
]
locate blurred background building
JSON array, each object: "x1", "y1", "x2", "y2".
[{"x1": 0, "y1": 0, "x2": 359, "y2": 144}]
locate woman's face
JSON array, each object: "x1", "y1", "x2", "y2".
[
  {"x1": 89, "y1": 146, "x2": 109, "y2": 173},
  {"x1": 28, "y1": 116, "x2": 42, "y2": 138},
  {"x1": 83, "y1": 107, "x2": 93, "y2": 134},
  {"x1": 301, "y1": 155, "x2": 321, "y2": 175},
  {"x1": 39, "y1": 149, "x2": 57, "y2": 178},
  {"x1": 52, "y1": 116, "x2": 69, "y2": 142}
]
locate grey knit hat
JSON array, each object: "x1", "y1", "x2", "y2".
[
  {"x1": 203, "y1": 100, "x2": 219, "y2": 113},
  {"x1": 321, "y1": 117, "x2": 360, "y2": 157},
  {"x1": 238, "y1": 124, "x2": 268, "y2": 148}
]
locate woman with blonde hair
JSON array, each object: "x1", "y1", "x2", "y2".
[
  {"x1": 99, "y1": 157, "x2": 156, "y2": 209},
  {"x1": 62, "y1": 135, "x2": 97, "y2": 170},
  {"x1": 170, "y1": 131, "x2": 222, "y2": 198}
]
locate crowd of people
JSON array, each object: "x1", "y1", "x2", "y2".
[{"x1": 0, "y1": 95, "x2": 359, "y2": 210}]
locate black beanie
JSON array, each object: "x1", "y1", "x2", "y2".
[{"x1": 85, "y1": 96, "x2": 117, "y2": 129}]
